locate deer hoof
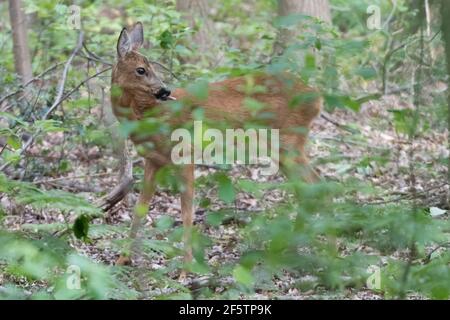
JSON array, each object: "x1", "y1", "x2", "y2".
[
  {"x1": 116, "y1": 255, "x2": 132, "y2": 266},
  {"x1": 178, "y1": 270, "x2": 188, "y2": 283}
]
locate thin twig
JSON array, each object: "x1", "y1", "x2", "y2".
[
  {"x1": 81, "y1": 42, "x2": 113, "y2": 66},
  {"x1": 9, "y1": 66, "x2": 111, "y2": 169},
  {"x1": 0, "y1": 62, "x2": 64, "y2": 107},
  {"x1": 150, "y1": 60, "x2": 179, "y2": 80},
  {"x1": 425, "y1": 242, "x2": 450, "y2": 264},
  {"x1": 33, "y1": 172, "x2": 114, "y2": 185},
  {"x1": 381, "y1": 0, "x2": 397, "y2": 31},
  {"x1": 360, "y1": 182, "x2": 449, "y2": 206},
  {"x1": 58, "y1": 67, "x2": 111, "y2": 107},
  {"x1": 320, "y1": 112, "x2": 358, "y2": 134},
  {"x1": 43, "y1": 33, "x2": 84, "y2": 120}
]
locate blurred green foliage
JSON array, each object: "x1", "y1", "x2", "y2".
[{"x1": 0, "y1": 0, "x2": 448, "y2": 300}]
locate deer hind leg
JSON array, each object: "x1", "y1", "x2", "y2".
[
  {"x1": 295, "y1": 154, "x2": 320, "y2": 183},
  {"x1": 280, "y1": 134, "x2": 320, "y2": 184},
  {"x1": 180, "y1": 164, "x2": 195, "y2": 265},
  {"x1": 116, "y1": 159, "x2": 158, "y2": 266}
]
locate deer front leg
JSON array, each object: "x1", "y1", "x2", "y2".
[
  {"x1": 180, "y1": 164, "x2": 195, "y2": 265},
  {"x1": 280, "y1": 135, "x2": 321, "y2": 184},
  {"x1": 116, "y1": 159, "x2": 157, "y2": 265}
]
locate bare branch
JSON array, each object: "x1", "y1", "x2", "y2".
[
  {"x1": 0, "y1": 62, "x2": 64, "y2": 107},
  {"x1": 0, "y1": 31, "x2": 85, "y2": 172},
  {"x1": 150, "y1": 60, "x2": 179, "y2": 80},
  {"x1": 81, "y1": 42, "x2": 113, "y2": 66},
  {"x1": 42, "y1": 32, "x2": 84, "y2": 120}
]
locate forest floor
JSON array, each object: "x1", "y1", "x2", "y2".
[{"x1": 1, "y1": 89, "x2": 448, "y2": 299}]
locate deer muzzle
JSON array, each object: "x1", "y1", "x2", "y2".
[{"x1": 154, "y1": 87, "x2": 172, "y2": 101}]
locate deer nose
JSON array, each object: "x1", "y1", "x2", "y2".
[{"x1": 154, "y1": 87, "x2": 171, "y2": 101}]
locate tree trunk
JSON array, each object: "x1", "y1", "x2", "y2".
[
  {"x1": 274, "y1": 0, "x2": 331, "y2": 55},
  {"x1": 176, "y1": 0, "x2": 215, "y2": 58},
  {"x1": 278, "y1": 0, "x2": 331, "y2": 23},
  {"x1": 8, "y1": 0, "x2": 32, "y2": 84},
  {"x1": 441, "y1": 0, "x2": 450, "y2": 187}
]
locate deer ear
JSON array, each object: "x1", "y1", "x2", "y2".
[
  {"x1": 117, "y1": 28, "x2": 131, "y2": 58},
  {"x1": 129, "y1": 22, "x2": 144, "y2": 50}
]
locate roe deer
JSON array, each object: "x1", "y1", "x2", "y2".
[{"x1": 111, "y1": 22, "x2": 322, "y2": 267}]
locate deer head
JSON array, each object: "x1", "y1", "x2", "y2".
[{"x1": 111, "y1": 22, "x2": 172, "y2": 112}]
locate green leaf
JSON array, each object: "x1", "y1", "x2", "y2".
[
  {"x1": 58, "y1": 159, "x2": 71, "y2": 173},
  {"x1": 156, "y1": 216, "x2": 174, "y2": 231},
  {"x1": 274, "y1": 14, "x2": 310, "y2": 28},
  {"x1": 159, "y1": 30, "x2": 174, "y2": 49},
  {"x1": 388, "y1": 109, "x2": 415, "y2": 136},
  {"x1": 305, "y1": 53, "x2": 316, "y2": 69},
  {"x1": 192, "y1": 107, "x2": 205, "y2": 121},
  {"x1": 198, "y1": 197, "x2": 211, "y2": 208},
  {"x1": 216, "y1": 173, "x2": 235, "y2": 204},
  {"x1": 324, "y1": 94, "x2": 361, "y2": 112},
  {"x1": 336, "y1": 39, "x2": 369, "y2": 55},
  {"x1": 7, "y1": 135, "x2": 21, "y2": 150},
  {"x1": 187, "y1": 80, "x2": 209, "y2": 100},
  {"x1": 110, "y1": 84, "x2": 123, "y2": 99},
  {"x1": 35, "y1": 119, "x2": 65, "y2": 133},
  {"x1": 355, "y1": 67, "x2": 377, "y2": 79},
  {"x1": 67, "y1": 98, "x2": 94, "y2": 110},
  {"x1": 73, "y1": 215, "x2": 90, "y2": 240},
  {"x1": 244, "y1": 97, "x2": 265, "y2": 114},
  {"x1": 233, "y1": 265, "x2": 254, "y2": 287},
  {"x1": 135, "y1": 203, "x2": 148, "y2": 218},
  {"x1": 0, "y1": 111, "x2": 27, "y2": 125},
  {"x1": 206, "y1": 211, "x2": 227, "y2": 226},
  {"x1": 315, "y1": 38, "x2": 322, "y2": 51},
  {"x1": 174, "y1": 44, "x2": 192, "y2": 56}
]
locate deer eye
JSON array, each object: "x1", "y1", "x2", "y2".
[{"x1": 136, "y1": 67, "x2": 146, "y2": 75}]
